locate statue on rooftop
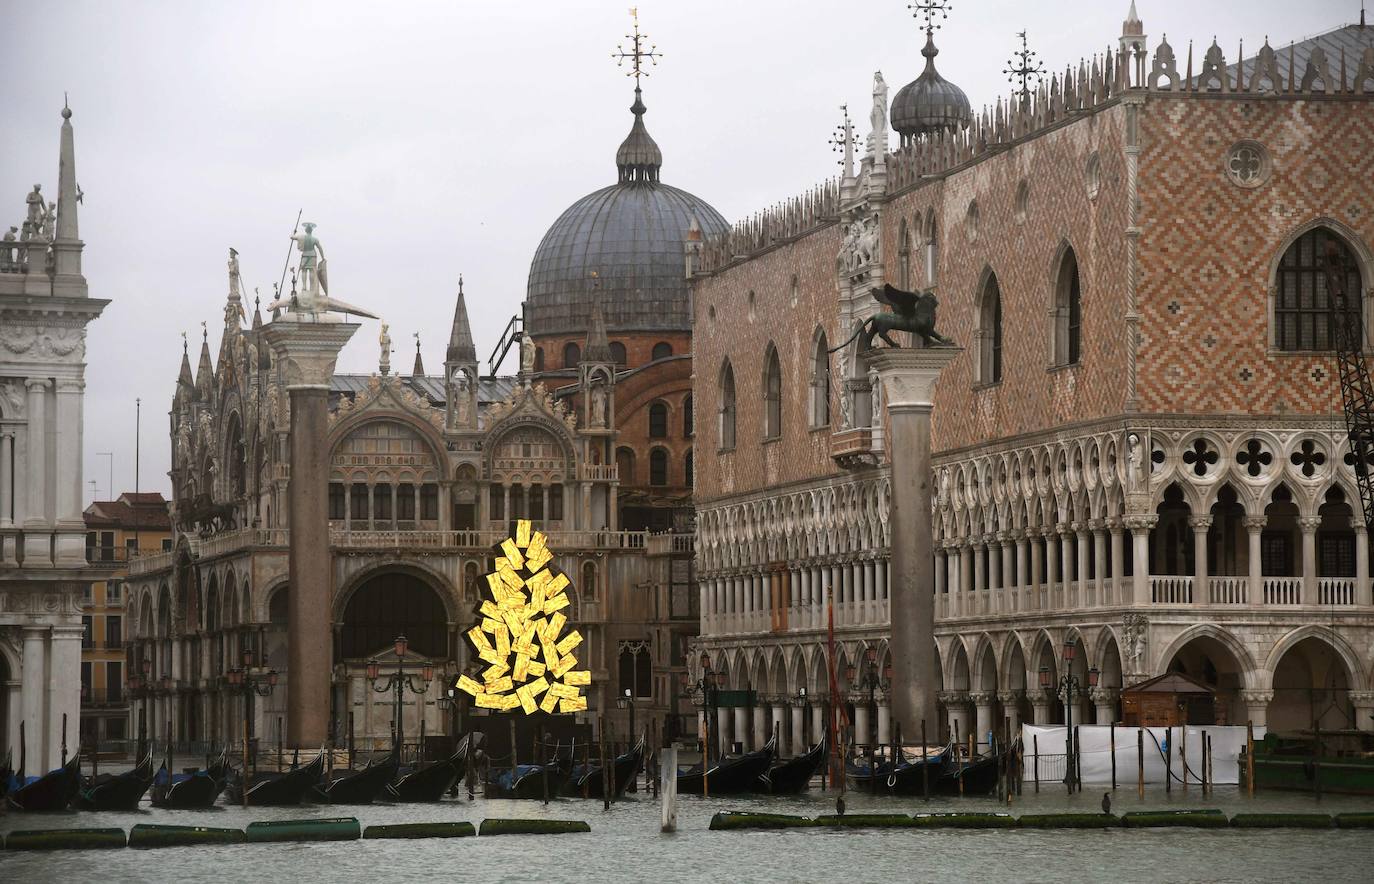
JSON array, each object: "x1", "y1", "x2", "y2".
[
  {"x1": 379, "y1": 323, "x2": 392, "y2": 376},
  {"x1": 25, "y1": 185, "x2": 46, "y2": 234},
  {"x1": 266, "y1": 221, "x2": 378, "y2": 319},
  {"x1": 520, "y1": 332, "x2": 536, "y2": 376},
  {"x1": 228, "y1": 247, "x2": 242, "y2": 298},
  {"x1": 1, "y1": 226, "x2": 15, "y2": 271}
]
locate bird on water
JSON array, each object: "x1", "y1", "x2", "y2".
[
  {"x1": 836, "y1": 795, "x2": 846, "y2": 817},
  {"x1": 1102, "y1": 792, "x2": 1112, "y2": 815}
]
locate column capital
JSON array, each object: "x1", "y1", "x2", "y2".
[
  {"x1": 971, "y1": 536, "x2": 987, "y2": 550},
  {"x1": 968, "y1": 690, "x2": 995, "y2": 706},
  {"x1": 1107, "y1": 518, "x2": 1125, "y2": 534},
  {"x1": 1008, "y1": 529, "x2": 1026, "y2": 542},
  {"x1": 24, "y1": 377, "x2": 51, "y2": 392},
  {"x1": 1123, "y1": 515, "x2": 1158, "y2": 533},
  {"x1": 53, "y1": 378, "x2": 85, "y2": 393},
  {"x1": 1187, "y1": 515, "x2": 1213, "y2": 531},
  {"x1": 936, "y1": 689, "x2": 970, "y2": 707},
  {"x1": 996, "y1": 689, "x2": 1024, "y2": 705},
  {"x1": 1070, "y1": 520, "x2": 1088, "y2": 534},
  {"x1": 1089, "y1": 686, "x2": 1120, "y2": 704},
  {"x1": 1055, "y1": 522, "x2": 1072, "y2": 536},
  {"x1": 1347, "y1": 690, "x2": 1374, "y2": 704},
  {"x1": 1242, "y1": 515, "x2": 1268, "y2": 531},
  {"x1": 866, "y1": 346, "x2": 963, "y2": 408},
  {"x1": 1297, "y1": 516, "x2": 1323, "y2": 534},
  {"x1": 1352, "y1": 518, "x2": 1368, "y2": 534},
  {"x1": 1087, "y1": 518, "x2": 1107, "y2": 532},
  {"x1": 1239, "y1": 689, "x2": 1274, "y2": 706},
  {"x1": 995, "y1": 531, "x2": 1013, "y2": 544},
  {"x1": 261, "y1": 318, "x2": 360, "y2": 389}
]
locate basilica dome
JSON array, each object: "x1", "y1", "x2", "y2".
[
  {"x1": 525, "y1": 88, "x2": 728, "y2": 337},
  {"x1": 891, "y1": 35, "x2": 972, "y2": 145}
]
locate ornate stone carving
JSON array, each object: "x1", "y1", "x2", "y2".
[
  {"x1": 0, "y1": 325, "x2": 86, "y2": 361},
  {"x1": 1122, "y1": 612, "x2": 1148, "y2": 672}
]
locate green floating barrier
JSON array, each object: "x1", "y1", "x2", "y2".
[
  {"x1": 1230, "y1": 813, "x2": 1333, "y2": 829},
  {"x1": 1018, "y1": 813, "x2": 1122, "y2": 829},
  {"x1": 4, "y1": 828, "x2": 127, "y2": 851},
  {"x1": 1334, "y1": 813, "x2": 1374, "y2": 829},
  {"x1": 244, "y1": 818, "x2": 360, "y2": 843},
  {"x1": 363, "y1": 822, "x2": 477, "y2": 840},
  {"x1": 130, "y1": 824, "x2": 246, "y2": 848},
  {"x1": 709, "y1": 812, "x2": 813, "y2": 831},
  {"x1": 478, "y1": 819, "x2": 591, "y2": 836},
  {"x1": 812, "y1": 813, "x2": 915, "y2": 828},
  {"x1": 910, "y1": 812, "x2": 1017, "y2": 829},
  {"x1": 1122, "y1": 809, "x2": 1228, "y2": 828}
]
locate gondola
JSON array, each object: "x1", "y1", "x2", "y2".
[
  {"x1": 224, "y1": 749, "x2": 325, "y2": 807},
  {"x1": 846, "y1": 745, "x2": 946, "y2": 796},
  {"x1": 567, "y1": 737, "x2": 645, "y2": 799},
  {"x1": 486, "y1": 746, "x2": 574, "y2": 800},
  {"x1": 74, "y1": 751, "x2": 155, "y2": 811},
  {"x1": 6, "y1": 753, "x2": 83, "y2": 811},
  {"x1": 151, "y1": 748, "x2": 229, "y2": 810},
  {"x1": 933, "y1": 750, "x2": 1002, "y2": 796},
  {"x1": 388, "y1": 733, "x2": 482, "y2": 802},
  {"x1": 759, "y1": 736, "x2": 827, "y2": 794},
  {"x1": 677, "y1": 733, "x2": 777, "y2": 796},
  {"x1": 313, "y1": 750, "x2": 398, "y2": 805},
  {"x1": 0, "y1": 749, "x2": 12, "y2": 802}
]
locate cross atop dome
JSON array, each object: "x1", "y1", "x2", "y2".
[{"x1": 612, "y1": 7, "x2": 661, "y2": 88}]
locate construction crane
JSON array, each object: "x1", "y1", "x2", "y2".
[{"x1": 1325, "y1": 241, "x2": 1374, "y2": 528}]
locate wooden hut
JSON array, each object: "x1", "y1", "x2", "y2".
[{"x1": 1121, "y1": 672, "x2": 1218, "y2": 727}]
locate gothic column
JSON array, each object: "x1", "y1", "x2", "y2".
[
  {"x1": 53, "y1": 378, "x2": 85, "y2": 564},
  {"x1": 940, "y1": 691, "x2": 971, "y2": 747},
  {"x1": 1109, "y1": 520, "x2": 1125, "y2": 606},
  {"x1": 810, "y1": 703, "x2": 825, "y2": 748},
  {"x1": 1244, "y1": 515, "x2": 1266, "y2": 606},
  {"x1": 971, "y1": 691, "x2": 995, "y2": 754},
  {"x1": 972, "y1": 537, "x2": 986, "y2": 610},
  {"x1": 263, "y1": 316, "x2": 359, "y2": 747},
  {"x1": 959, "y1": 541, "x2": 972, "y2": 603},
  {"x1": 752, "y1": 704, "x2": 768, "y2": 750},
  {"x1": 1030, "y1": 691, "x2": 1052, "y2": 725},
  {"x1": 946, "y1": 543, "x2": 960, "y2": 617},
  {"x1": 1240, "y1": 689, "x2": 1274, "y2": 729},
  {"x1": 1074, "y1": 522, "x2": 1090, "y2": 607},
  {"x1": 1355, "y1": 521, "x2": 1371, "y2": 606},
  {"x1": 716, "y1": 706, "x2": 732, "y2": 756},
  {"x1": 999, "y1": 532, "x2": 1013, "y2": 596},
  {"x1": 1299, "y1": 516, "x2": 1321, "y2": 606},
  {"x1": 853, "y1": 703, "x2": 871, "y2": 750},
  {"x1": 1090, "y1": 687, "x2": 1119, "y2": 725},
  {"x1": 733, "y1": 706, "x2": 749, "y2": 751},
  {"x1": 771, "y1": 702, "x2": 788, "y2": 749},
  {"x1": 1128, "y1": 516, "x2": 1157, "y2": 605},
  {"x1": 0, "y1": 431, "x2": 13, "y2": 526},
  {"x1": 997, "y1": 690, "x2": 1024, "y2": 734},
  {"x1": 1058, "y1": 524, "x2": 1074, "y2": 607},
  {"x1": 1030, "y1": 528, "x2": 1044, "y2": 597},
  {"x1": 1045, "y1": 527, "x2": 1060, "y2": 606},
  {"x1": 1090, "y1": 520, "x2": 1106, "y2": 607},
  {"x1": 869, "y1": 347, "x2": 959, "y2": 741},
  {"x1": 934, "y1": 547, "x2": 946, "y2": 614},
  {"x1": 987, "y1": 535, "x2": 1002, "y2": 609},
  {"x1": 790, "y1": 702, "x2": 806, "y2": 754},
  {"x1": 1190, "y1": 515, "x2": 1211, "y2": 605},
  {"x1": 876, "y1": 699, "x2": 891, "y2": 745}
]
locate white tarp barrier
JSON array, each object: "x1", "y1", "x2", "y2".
[{"x1": 1020, "y1": 724, "x2": 1266, "y2": 785}]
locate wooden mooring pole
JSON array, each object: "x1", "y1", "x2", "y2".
[
  {"x1": 1110, "y1": 722, "x2": 1117, "y2": 790},
  {"x1": 1032, "y1": 733, "x2": 1039, "y2": 792},
  {"x1": 1136, "y1": 727, "x2": 1144, "y2": 800},
  {"x1": 1165, "y1": 726, "x2": 1172, "y2": 793},
  {"x1": 1246, "y1": 720, "x2": 1255, "y2": 797}
]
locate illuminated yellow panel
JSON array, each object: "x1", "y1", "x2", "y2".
[
  {"x1": 480, "y1": 617, "x2": 501, "y2": 635},
  {"x1": 482, "y1": 661, "x2": 509, "y2": 682},
  {"x1": 468, "y1": 626, "x2": 493, "y2": 651},
  {"x1": 541, "y1": 642, "x2": 560, "y2": 673},
  {"x1": 500, "y1": 538, "x2": 526, "y2": 571},
  {"x1": 526, "y1": 548, "x2": 552, "y2": 574},
  {"x1": 513, "y1": 622, "x2": 537, "y2": 656},
  {"x1": 526, "y1": 569, "x2": 551, "y2": 592},
  {"x1": 539, "y1": 691, "x2": 559, "y2": 713},
  {"x1": 478, "y1": 646, "x2": 503, "y2": 665},
  {"x1": 526, "y1": 530, "x2": 547, "y2": 559},
  {"x1": 500, "y1": 693, "x2": 521, "y2": 711},
  {"x1": 550, "y1": 653, "x2": 577, "y2": 679},
  {"x1": 516, "y1": 684, "x2": 537, "y2": 714},
  {"x1": 516, "y1": 519, "x2": 532, "y2": 548},
  {"x1": 513, "y1": 653, "x2": 530, "y2": 682},
  {"x1": 456, "y1": 675, "x2": 485, "y2": 696},
  {"x1": 545, "y1": 612, "x2": 567, "y2": 639},
  {"x1": 486, "y1": 573, "x2": 507, "y2": 600},
  {"x1": 493, "y1": 556, "x2": 509, "y2": 572},
  {"x1": 543, "y1": 593, "x2": 570, "y2": 616},
  {"x1": 526, "y1": 675, "x2": 549, "y2": 697},
  {"x1": 475, "y1": 693, "x2": 505, "y2": 709},
  {"x1": 555, "y1": 630, "x2": 583, "y2": 656},
  {"x1": 547, "y1": 682, "x2": 578, "y2": 700},
  {"x1": 546, "y1": 572, "x2": 570, "y2": 597},
  {"x1": 526, "y1": 659, "x2": 546, "y2": 678},
  {"x1": 530, "y1": 581, "x2": 547, "y2": 613},
  {"x1": 559, "y1": 696, "x2": 587, "y2": 713},
  {"x1": 498, "y1": 565, "x2": 524, "y2": 592},
  {"x1": 502, "y1": 610, "x2": 525, "y2": 638},
  {"x1": 484, "y1": 675, "x2": 513, "y2": 694},
  {"x1": 494, "y1": 625, "x2": 510, "y2": 659},
  {"x1": 563, "y1": 669, "x2": 591, "y2": 687},
  {"x1": 479, "y1": 600, "x2": 501, "y2": 620}
]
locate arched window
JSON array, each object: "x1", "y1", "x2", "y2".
[
  {"x1": 1275, "y1": 227, "x2": 1363, "y2": 352},
  {"x1": 549, "y1": 484, "x2": 563, "y2": 520},
  {"x1": 683, "y1": 394, "x2": 693, "y2": 437},
  {"x1": 649, "y1": 448, "x2": 669, "y2": 486},
  {"x1": 684, "y1": 451, "x2": 693, "y2": 487},
  {"x1": 810, "y1": 328, "x2": 831, "y2": 428},
  {"x1": 976, "y1": 271, "x2": 1003, "y2": 384},
  {"x1": 719, "y1": 361, "x2": 736, "y2": 450},
  {"x1": 651, "y1": 342, "x2": 672, "y2": 361},
  {"x1": 898, "y1": 219, "x2": 911, "y2": 288},
  {"x1": 763, "y1": 344, "x2": 782, "y2": 440},
  {"x1": 616, "y1": 447, "x2": 636, "y2": 485},
  {"x1": 609, "y1": 341, "x2": 627, "y2": 365},
  {"x1": 489, "y1": 484, "x2": 505, "y2": 521},
  {"x1": 534, "y1": 347, "x2": 544, "y2": 372},
  {"x1": 1053, "y1": 246, "x2": 1081, "y2": 366},
  {"x1": 648, "y1": 402, "x2": 668, "y2": 438},
  {"x1": 581, "y1": 561, "x2": 597, "y2": 600},
  {"x1": 923, "y1": 209, "x2": 938, "y2": 287},
  {"x1": 563, "y1": 342, "x2": 581, "y2": 367}
]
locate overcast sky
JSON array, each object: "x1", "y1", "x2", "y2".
[{"x1": 1, "y1": 0, "x2": 1353, "y2": 500}]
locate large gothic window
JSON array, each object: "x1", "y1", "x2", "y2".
[
  {"x1": 1275, "y1": 227, "x2": 1363, "y2": 352},
  {"x1": 898, "y1": 219, "x2": 911, "y2": 288},
  {"x1": 976, "y1": 271, "x2": 1003, "y2": 384},
  {"x1": 923, "y1": 209, "x2": 938, "y2": 287},
  {"x1": 1052, "y1": 246, "x2": 1081, "y2": 366},
  {"x1": 648, "y1": 402, "x2": 668, "y2": 438},
  {"x1": 763, "y1": 344, "x2": 782, "y2": 440},
  {"x1": 563, "y1": 342, "x2": 581, "y2": 367},
  {"x1": 719, "y1": 361, "x2": 736, "y2": 450},
  {"x1": 810, "y1": 328, "x2": 831, "y2": 428}
]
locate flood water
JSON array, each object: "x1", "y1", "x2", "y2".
[{"x1": 3, "y1": 778, "x2": 1373, "y2": 883}]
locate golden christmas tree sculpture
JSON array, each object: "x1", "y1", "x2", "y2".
[{"x1": 454, "y1": 519, "x2": 590, "y2": 714}]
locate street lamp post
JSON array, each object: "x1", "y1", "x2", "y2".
[
  {"x1": 615, "y1": 687, "x2": 638, "y2": 792},
  {"x1": 796, "y1": 686, "x2": 809, "y2": 751},
  {"x1": 225, "y1": 647, "x2": 277, "y2": 794},
  {"x1": 367, "y1": 634, "x2": 433, "y2": 765},
  {"x1": 1039, "y1": 637, "x2": 1098, "y2": 791},
  {"x1": 130, "y1": 653, "x2": 153, "y2": 759}
]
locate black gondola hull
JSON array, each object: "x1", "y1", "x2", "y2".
[
  {"x1": 6, "y1": 755, "x2": 83, "y2": 812},
  {"x1": 761, "y1": 737, "x2": 827, "y2": 794},
  {"x1": 75, "y1": 755, "x2": 155, "y2": 811},
  {"x1": 225, "y1": 753, "x2": 324, "y2": 807},
  {"x1": 313, "y1": 755, "x2": 398, "y2": 805},
  {"x1": 933, "y1": 753, "x2": 1002, "y2": 796},
  {"x1": 568, "y1": 738, "x2": 645, "y2": 799},
  {"x1": 486, "y1": 765, "x2": 573, "y2": 800},
  {"x1": 678, "y1": 736, "x2": 777, "y2": 795},
  {"x1": 388, "y1": 734, "x2": 478, "y2": 802},
  {"x1": 847, "y1": 754, "x2": 946, "y2": 796}
]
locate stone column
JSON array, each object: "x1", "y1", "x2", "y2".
[
  {"x1": 810, "y1": 703, "x2": 825, "y2": 748},
  {"x1": 1030, "y1": 529, "x2": 1043, "y2": 596},
  {"x1": 1240, "y1": 689, "x2": 1274, "y2": 729},
  {"x1": 0, "y1": 432, "x2": 12, "y2": 526},
  {"x1": 1058, "y1": 525, "x2": 1074, "y2": 607},
  {"x1": 1244, "y1": 515, "x2": 1266, "y2": 606},
  {"x1": 53, "y1": 378, "x2": 86, "y2": 565},
  {"x1": 752, "y1": 704, "x2": 767, "y2": 749},
  {"x1": 869, "y1": 347, "x2": 960, "y2": 740},
  {"x1": 263, "y1": 315, "x2": 359, "y2": 748},
  {"x1": 971, "y1": 691, "x2": 995, "y2": 754},
  {"x1": 934, "y1": 547, "x2": 946, "y2": 610},
  {"x1": 716, "y1": 706, "x2": 732, "y2": 756},
  {"x1": 1074, "y1": 522, "x2": 1090, "y2": 606},
  {"x1": 1299, "y1": 516, "x2": 1321, "y2": 606},
  {"x1": 876, "y1": 700, "x2": 891, "y2": 745},
  {"x1": 1090, "y1": 687, "x2": 1119, "y2": 725},
  {"x1": 1356, "y1": 522, "x2": 1371, "y2": 607},
  {"x1": 1030, "y1": 693, "x2": 1052, "y2": 725},
  {"x1": 997, "y1": 690, "x2": 1024, "y2": 734},
  {"x1": 972, "y1": 537, "x2": 986, "y2": 602},
  {"x1": 1128, "y1": 516, "x2": 1157, "y2": 605},
  {"x1": 1190, "y1": 515, "x2": 1212, "y2": 605},
  {"x1": 1348, "y1": 691, "x2": 1374, "y2": 733},
  {"x1": 940, "y1": 691, "x2": 971, "y2": 747},
  {"x1": 21, "y1": 626, "x2": 47, "y2": 771},
  {"x1": 946, "y1": 543, "x2": 960, "y2": 617},
  {"x1": 1045, "y1": 527, "x2": 1060, "y2": 606},
  {"x1": 1109, "y1": 520, "x2": 1125, "y2": 605},
  {"x1": 790, "y1": 703, "x2": 806, "y2": 754},
  {"x1": 853, "y1": 704, "x2": 871, "y2": 751},
  {"x1": 1090, "y1": 520, "x2": 1106, "y2": 607},
  {"x1": 733, "y1": 706, "x2": 748, "y2": 752},
  {"x1": 22, "y1": 379, "x2": 51, "y2": 566},
  {"x1": 771, "y1": 703, "x2": 788, "y2": 749},
  {"x1": 999, "y1": 533, "x2": 1013, "y2": 598}
]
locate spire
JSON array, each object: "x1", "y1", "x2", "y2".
[
  {"x1": 583, "y1": 298, "x2": 612, "y2": 363},
  {"x1": 195, "y1": 326, "x2": 214, "y2": 399},
  {"x1": 178, "y1": 334, "x2": 194, "y2": 390},
  {"x1": 616, "y1": 87, "x2": 662, "y2": 183},
  {"x1": 251, "y1": 292, "x2": 263, "y2": 329},
  {"x1": 412, "y1": 333, "x2": 425, "y2": 377},
  {"x1": 446, "y1": 276, "x2": 477, "y2": 363},
  {"x1": 52, "y1": 97, "x2": 85, "y2": 293}
]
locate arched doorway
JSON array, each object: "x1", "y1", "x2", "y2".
[
  {"x1": 339, "y1": 571, "x2": 452, "y2": 749},
  {"x1": 1164, "y1": 631, "x2": 1247, "y2": 724},
  {"x1": 1269, "y1": 635, "x2": 1355, "y2": 733}
]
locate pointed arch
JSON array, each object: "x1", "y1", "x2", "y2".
[
  {"x1": 974, "y1": 267, "x2": 1002, "y2": 384},
  {"x1": 1051, "y1": 242, "x2": 1082, "y2": 366},
  {"x1": 810, "y1": 326, "x2": 831, "y2": 428},
  {"x1": 762, "y1": 342, "x2": 782, "y2": 440},
  {"x1": 1269, "y1": 221, "x2": 1369, "y2": 352},
  {"x1": 718, "y1": 359, "x2": 736, "y2": 450}
]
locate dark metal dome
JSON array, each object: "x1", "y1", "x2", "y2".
[
  {"x1": 891, "y1": 35, "x2": 972, "y2": 144},
  {"x1": 525, "y1": 91, "x2": 728, "y2": 337}
]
